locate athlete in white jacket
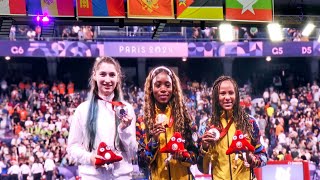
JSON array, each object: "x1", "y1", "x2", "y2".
[{"x1": 67, "y1": 57, "x2": 137, "y2": 179}]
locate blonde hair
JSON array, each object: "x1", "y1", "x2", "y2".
[
  {"x1": 86, "y1": 56, "x2": 124, "y2": 151},
  {"x1": 89, "y1": 56, "x2": 123, "y2": 100}
]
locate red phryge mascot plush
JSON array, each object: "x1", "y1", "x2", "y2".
[
  {"x1": 160, "y1": 132, "x2": 190, "y2": 163},
  {"x1": 226, "y1": 130, "x2": 255, "y2": 168},
  {"x1": 95, "y1": 142, "x2": 123, "y2": 166}
]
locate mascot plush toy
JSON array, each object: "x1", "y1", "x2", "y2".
[
  {"x1": 95, "y1": 142, "x2": 123, "y2": 166},
  {"x1": 160, "y1": 132, "x2": 190, "y2": 163},
  {"x1": 226, "y1": 130, "x2": 255, "y2": 168}
]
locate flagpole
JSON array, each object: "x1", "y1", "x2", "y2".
[
  {"x1": 272, "y1": 0, "x2": 274, "y2": 22},
  {"x1": 75, "y1": 0, "x2": 79, "y2": 21}
]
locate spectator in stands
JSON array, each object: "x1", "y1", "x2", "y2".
[
  {"x1": 31, "y1": 158, "x2": 43, "y2": 180},
  {"x1": 293, "y1": 30, "x2": 302, "y2": 41},
  {"x1": 20, "y1": 161, "x2": 30, "y2": 180},
  {"x1": 78, "y1": 27, "x2": 84, "y2": 41},
  {"x1": 69, "y1": 27, "x2": 79, "y2": 41},
  {"x1": 26, "y1": 28, "x2": 36, "y2": 41},
  {"x1": 192, "y1": 27, "x2": 201, "y2": 39},
  {"x1": 7, "y1": 160, "x2": 20, "y2": 180},
  {"x1": 0, "y1": 157, "x2": 7, "y2": 179},
  {"x1": 67, "y1": 81, "x2": 75, "y2": 95},
  {"x1": 84, "y1": 26, "x2": 94, "y2": 41},
  {"x1": 18, "y1": 25, "x2": 28, "y2": 38},
  {"x1": 9, "y1": 25, "x2": 16, "y2": 41},
  {"x1": 35, "y1": 25, "x2": 41, "y2": 41},
  {"x1": 198, "y1": 76, "x2": 267, "y2": 180},
  {"x1": 132, "y1": 26, "x2": 140, "y2": 36},
  {"x1": 44, "y1": 155, "x2": 55, "y2": 180},
  {"x1": 138, "y1": 66, "x2": 198, "y2": 179},
  {"x1": 0, "y1": 79, "x2": 8, "y2": 97},
  {"x1": 61, "y1": 27, "x2": 70, "y2": 40},
  {"x1": 67, "y1": 56, "x2": 137, "y2": 179}
]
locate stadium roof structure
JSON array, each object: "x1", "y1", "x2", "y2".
[
  {"x1": 275, "y1": 0, "x2": 320, "y2": 15},
  {"x1": 273, "y1": 0, "x2": 320, "y2": 26}
]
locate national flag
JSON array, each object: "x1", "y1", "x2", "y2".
[
  {"x1": 28, "y1": 0, "x2": 74, "y2": 17},
  {"x1": 0, "y1": 0, "x2": 26, "y2": 15},
  {"x1": 226, "y1": 0, "x2": 273, "y2": 22},
  {"x1": 176, "y1": 0, "x2": 223, "y2": 20},
  {"x1": 127, "y1": 0, "x2": 174, "y2": 19},
  {"x1": 77, "y1": 0, "x2": 124, "y2": 17}
]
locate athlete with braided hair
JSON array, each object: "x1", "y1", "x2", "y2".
[
  {"x1": 137, "y1": 66, "x2": 198, "y2": 179},
  {"x1": 198, "y1": 76, "x2": 268, "y2": 180}
]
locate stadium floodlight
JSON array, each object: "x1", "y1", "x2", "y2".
[
  {"x1": 302, "y1": 23, "x2": 315, "y2": 37},
  {"x1": 42, "y1": 15, "x2": 49, "y2": 22},
  {"x1": 219, "y1": 23, "x2": 234, "y2": 42},
  {"x1": 267, "y1": 23, "x2": 283, "y2": 42},
  {"x1": 36, "y1": 13, "x2": 50, "y2": 23},
  {"x1": 266, "y1": 56, "x2": 271, "y2": 62}
]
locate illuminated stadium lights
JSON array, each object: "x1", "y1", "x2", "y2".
[
  {"x1": 36, "y1": 14, "x2": 50, "y2": 23},
  {"x1": 5, "y1": 56, "x2": 11, "y2": 61},
  {"x1": 42, "y1": 16, "x2": 49, "y2": 22},
  {"x1": 302, "y1": 23, "x2": 316, "y2": 37},
  {"x1": 267, "y1": 23, "x2": 283, "y2": 42},
  {"x1": 219, "y1": 23, "x2": 234, "y2": 42},
  {"x1": 182, "y1": 57, "x2": 187, "y2": 62},
  {"x1": 266, "y1": 56, "x2": 271, "y2": 62}
]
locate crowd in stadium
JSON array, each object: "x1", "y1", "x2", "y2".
[
  {"x1": 6, "y1": 25, "x2": 311, "y2": 42},
  {"x1": 0, "y1": 72, "x2": 319, "y2": 179}
]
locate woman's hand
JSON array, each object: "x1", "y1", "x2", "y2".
[
  {"x1": 90, "y1": 154, "x2": 106, "y2": 167},
  {"x1": 239, "y1": 151, "x2": 254, "y2": 165},
  {"x1": 151, "y1": 122, "x2": 166, "y2": 142},
  {"x1": 119, "y1": 114, "x2": 133, "y2": 130},
  {"x1": 172, "y1": 151, "x2": 185, "y2": 161},
  {"x1": 201, "y1": 131, "x2": 216, "y2": 150}
]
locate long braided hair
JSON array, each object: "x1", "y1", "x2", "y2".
[
  {"x1": 210, "y1": 76, "x2": 253, "y2": 138},
  {"x1": 143, "y1": 66, "x2": 192, "y2": 140},
  {"x1": 86, "y1": 56, "x2": 125, "y2": 152}
]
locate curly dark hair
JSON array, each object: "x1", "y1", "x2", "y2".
[
  {"x1": 143, "y1": 66, "x2": 192, "y2": 139},
  {"x1": 209, "y1": 76, "x2": 253, "y2": 139}
]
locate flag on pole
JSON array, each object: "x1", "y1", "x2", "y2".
[
  {"x1": 176, "y1": 0, "x2": 223, "y2": 20},
  {"x1": 28, "y1": 0, "x2": 74, "y2": 17},
  {"x1": 0, "y1": 0, "x2": 26, "y2": 15},
  {"x1": 77, "y1": 0, "x2": 125, "y2": 17},
  {"x1": 127, "y1": 0, "x2": 174, "y2": 19},
  {"x1": 226, "y1": 0, "x2": 273, "y2": 22}
]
